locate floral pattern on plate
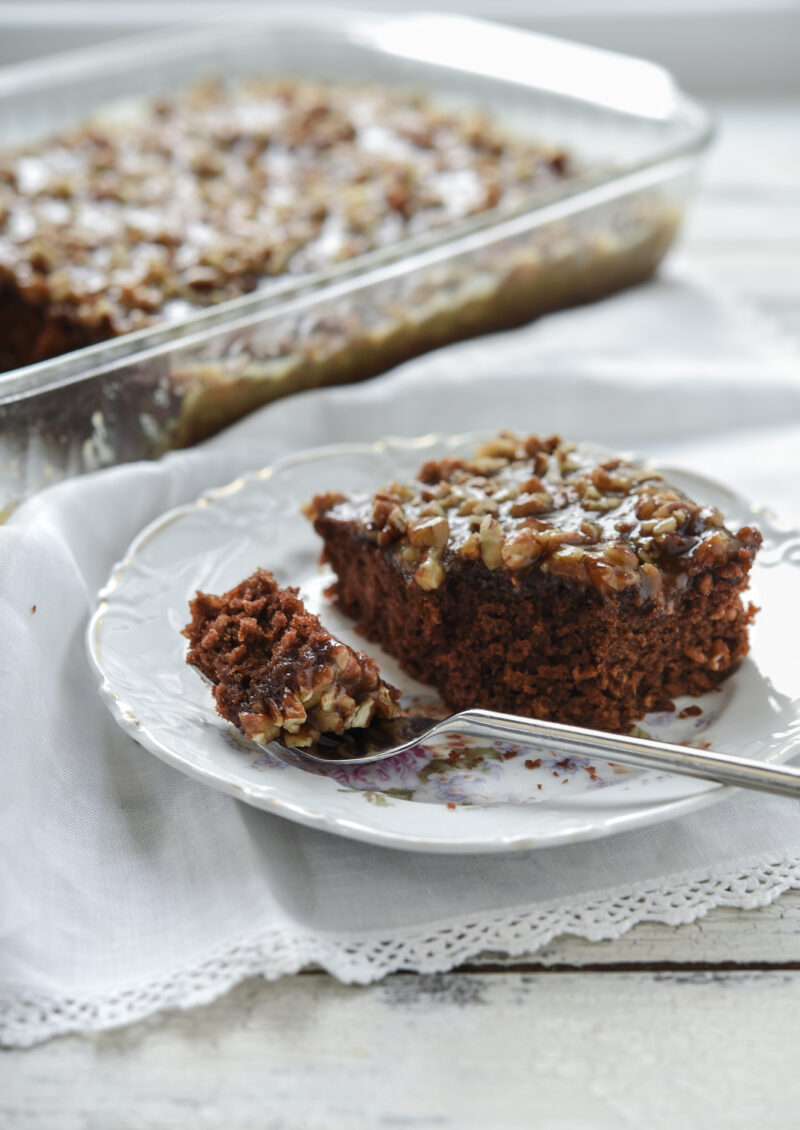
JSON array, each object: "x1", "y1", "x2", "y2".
[{"x1": 244, "y1": 691, "x2": 732, "y2": 809}]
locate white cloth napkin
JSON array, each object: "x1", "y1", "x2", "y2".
[{"x1": 2, "y1": 262, "x2": 800, "y2": 1047}]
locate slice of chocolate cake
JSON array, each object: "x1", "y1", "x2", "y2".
[
  {"x1": 183, "y1": 568, "x2": 400, "y2": 748},
  {"x1": 306, "y1": 433, "x2": 762, "y2": 733}
]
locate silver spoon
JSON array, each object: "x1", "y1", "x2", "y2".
[{"x1": 265, "y1": 708, "x2": 800, "y2": 800}]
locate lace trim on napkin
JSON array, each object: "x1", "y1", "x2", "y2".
[{"x1": 3, "y1": 848, "x2": 800, "y2": 1048}]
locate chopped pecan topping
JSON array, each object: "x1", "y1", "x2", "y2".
[
  {"x1": 307, "y1": 433, "x2": 761, "y2": 600},
  {"x1": 0, "y1": 78, "x2": 576, "y2": 339}
]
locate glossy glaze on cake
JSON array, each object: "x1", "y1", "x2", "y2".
[{"x1": 306, "y1": 433, "x2": 762, "y2": 733}]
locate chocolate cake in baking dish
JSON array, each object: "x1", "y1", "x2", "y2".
[{"x1": 0, "y1": 76, "x2": 579, "y2": 372}]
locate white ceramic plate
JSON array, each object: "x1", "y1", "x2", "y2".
[{"x1": 87, "y1": 435, "x2": 800, "y2": 854}]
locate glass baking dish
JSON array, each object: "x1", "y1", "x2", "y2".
[{"x1": 0, "y1": 11, "x2": 711, "y2": 515}]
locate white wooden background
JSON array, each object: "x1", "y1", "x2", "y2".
[
  {"x1": 1, "y1": 3, "x2": 798, "y2": 98},
  {"x1": 2, "y1": 100, "x2": 800, "y2": 1130}
]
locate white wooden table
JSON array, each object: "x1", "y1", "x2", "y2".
[{"x1": 2, "y1": 101, "x2": 800, "y2": 1130}]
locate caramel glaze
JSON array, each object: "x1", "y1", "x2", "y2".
[
  {"x1": 0, "y1": 78, "x2": 575, "y2": 342},
  {"x1": 307, "y1": 433, "x2": 762, "y2": 605}
]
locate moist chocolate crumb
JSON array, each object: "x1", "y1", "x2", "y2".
[
  {"x1": 183, "y1": 567, "x2": 400, "y2": 748},
  {"x1": 679, "y1": 704, "x2": 704, "y2": 719}
]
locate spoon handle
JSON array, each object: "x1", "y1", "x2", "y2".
[{"x1": 455, "y1": 709, "x2": 800, "y2": 800}]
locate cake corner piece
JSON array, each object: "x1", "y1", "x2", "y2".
[{"x1": 306, "y1": 431, "x2": 762, "y2": 734}]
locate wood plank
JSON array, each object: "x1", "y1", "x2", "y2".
[
  {"x1": 678, "y1": 101, "x2": 800, "y2": 346},
  {"x1": 3, "y1": 969, "x2": 799, "y2": 1130},
  {"x1": 700, "y1": 102, "x2": 800, "y2": 191},
  {"x1": 678, "y1": 247, "x2": 800, "y2": 297},
  {"x1": 466, "y1": 887, "x2": 800, "y2": 969}
]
